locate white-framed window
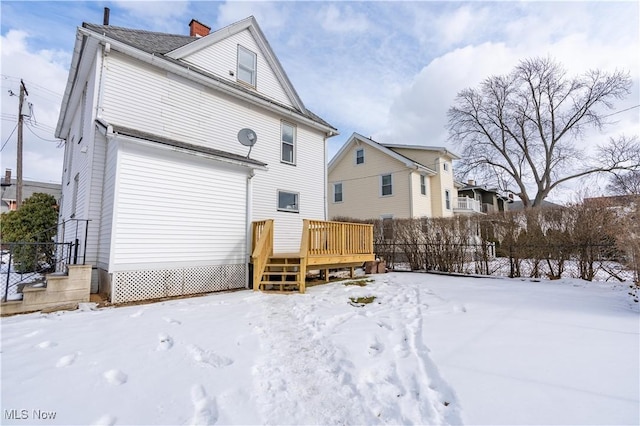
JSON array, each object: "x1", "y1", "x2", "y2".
[
  {"x1": 333, "y1": 183, "x2": 343, "y2": 203},
  {"x1": 356, "y1": 148, "x2": 364, "y2": 165},
  {"x1": 237, "y1": 45, "x2": 257, "y2": 86},
  {"x1": 277, "y1": 190, "x2": 299, "y2": 213},
  {"x1": 445, "y1": 189, "x2": 451, "y2": 210},
  {"x1": 65, "y1": 136, "x2": 75, "y2": 185},
  {"x1": 71, "y1": 173, "x2": 80, "y2": 218},
  {"x1": 420, "y1": 175, "x2": 427, "y2": 195},
  {"x1": 281, "y1": 121, "x2": 295, "y2": 164},
  {"x1": 381, "y1": 174, "x2": 392, "y2": 196},
  {"x1": 79, "y1": 83, "x2": 87, "y2": 142}
]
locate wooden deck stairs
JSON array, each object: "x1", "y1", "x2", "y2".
[
  {"x1": 251, "y1": 219, "x2": 374, "y2": 294},
  {"x1": 257, "y1": 254, "x2": 302, "y2": 292}
]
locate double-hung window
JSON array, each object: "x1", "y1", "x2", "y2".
[
  {"x1": 333, "y1": 183, "x2": 343, "y2": 203},
  {"x1": 356, "y1": 148, "x2": 364, "y2": 165},
  {"x1": 281, "y1": 121, "x2": 295, "y2": 164},
  {"x1": 237, "y1": 45, "x2": 256, "y2": 86},
  {"x1": 381, "y1": 174, "x2": 392, "y2": 196},
  {"x1": 278, "y1": 190, "x2": 299, "y2": 213},
  {"x1": 445, "y1": 189, "x2": 451, "y2": 210},
  {"x1": 420, "y1": 175, "x2": 427, "y2": 195}
]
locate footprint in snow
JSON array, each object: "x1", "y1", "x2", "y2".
[
  {"x1": 92, "y1": 415, "x2": 117, "y2": 426},
  {"x1": 187, "y1": 345, "x2": 233, "y2": 368},
  {"x1": 189, "y1": 384, "x2": 218, "y2": 425},
  {"x1": 24, "y1": 330, "x2": 41, "y2": 338},
  {"x1": 377, "y1": 321, "x2": 393, "y2": 331},
  {"x1": 368, "y1": 338, "x2": 384, "y2": 357},
  {"x1": 163, "y1": 317, "x2": 182, "y2": 325},
  {"x1": 452, "y1": 304, "x2": 467, "y2": 313},
  {"x1": 157, "y1": 333, "x2": 174, "y2": 351},
  {"x1": 36, "y1": 340, "x2": 57, "y2": 349},
  {"x1": 56, "y1": 353, "x2": 77, "y2": 368},
  {"x1": 129, "y1": 310, "x2": 144, "y2": 318},
  {"x1": 103, "y1": 369, "x2": 128, "y2": 385}
]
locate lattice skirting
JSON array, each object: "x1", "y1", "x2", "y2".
[{"x1": 112, "y1": 264, "x2": 246, "y2": 304}]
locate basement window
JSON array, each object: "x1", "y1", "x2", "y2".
[{"x1": 277, "y1": 190, "x2": 299, "y2": 213}]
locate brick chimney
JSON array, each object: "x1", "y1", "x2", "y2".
[{"x1": 189, "y1": 19, "x2": 211, "y2": 37}]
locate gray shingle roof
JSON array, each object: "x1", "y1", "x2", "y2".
[
  {"x1": 83, "y1": 23, "x2": 196, "y2": 54},
  {"x1": 81, "y1": 23, "x2": 335, "y2": 131}
]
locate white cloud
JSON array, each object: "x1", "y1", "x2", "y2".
[
  {"x1": 1, "y1": 30, "x2": 68, "y2": 183},
  {"x1": 318, "y1": 4, "x2": 370, "y2": 34},
  {"x1": 214, "y1": 1, "x2": 288, "y2": 32}
]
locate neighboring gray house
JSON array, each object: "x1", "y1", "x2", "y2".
[
  {"x1": 456, "y1": 180, "x2": 512, "y2": 215},
  {"x1": 1, "y1": 174, "x2": 62, "y2": 213}
]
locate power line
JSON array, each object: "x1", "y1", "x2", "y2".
[
  {"x1": 0, "y1": 123, "x2": 18, "y2": 152},
  {"x1": 25, "y1": 123, "x2": 62, "y2": 143}
]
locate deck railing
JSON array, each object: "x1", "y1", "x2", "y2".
[
  {"x1": 251, "y1": 219, "x2": 273, "y2": 290},
  {"x1": 304, "y1": 220, "x2": 374, "y2": 257},
  {"x1": 455, "y1": 197, "x2": 482, "y2": 213}
]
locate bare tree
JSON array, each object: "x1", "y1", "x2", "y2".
[
  {"x1": 448, "y1": 57, "x2": 638, "y2": 208},
  {"x1": 607, "y1": 161, "x2": 640, "y2": 195}
]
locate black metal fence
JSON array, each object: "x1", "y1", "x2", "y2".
[
  {"x1": 1, "y1": 219, "x2": 90, "y2": 302},
  {"x1": 374, "y1": 242, "x2": 633, "y2": 283}
]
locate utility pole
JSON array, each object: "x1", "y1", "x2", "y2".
[{"x1": 16, "y1": 79, "x2": 28, "y2": 209}]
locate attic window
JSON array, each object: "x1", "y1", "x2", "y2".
[
  {"x1": 237, "y1": 45, "x2": 256, "y2": 86},
  {"x1": 356, "y1": 148, "x2": 364, "y2": 165}
]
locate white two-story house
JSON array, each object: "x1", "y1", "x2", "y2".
[{"x1": 55, "y1": 16, "x2": 337, "y2": 303}]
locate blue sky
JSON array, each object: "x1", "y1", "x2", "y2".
[{"x1": 1, "y1": 1, "x2": 638, "y2": 201}]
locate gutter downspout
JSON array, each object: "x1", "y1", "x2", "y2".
[
  {"x1": 245, "y1": 170, "x2": 254, "y2": 289},
  {"x1": 408, "y1": 169, "x2": 414, "y2": 218}
]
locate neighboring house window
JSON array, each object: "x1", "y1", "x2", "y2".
[
  {"x1": 333, "y1": 183, "x2": 343, "y2": 203},
  {"x1": 278, "y1": 190, "x2": 299, "y2": 213},
  {"x1": 445, "y1": 189, "x2": 451, "y2": 210},
  {"x1": 79, "y1": 83, "x2": 87, "y2": 142},
  {"x1": 381, "y1": 174, "x2": 392, "y2": 196},
  {"x1": 356, "y1": 148, "x2": 364, "y2": 165},
  {"x1": 281, "y1": 121, "x2": 295, "y2": 164},
  {"x1": 443, "y1": 162, "x2": 449, "y2": 172},
  {"x1": 382, "y1": 217, "x2": 394, "y2": 240},
  {"x1": 420, "y1": 175, "x2": 427, "y2": 195},
  {"x1": 66, "y1": 136, "x2": 75, "y2": 185},
  {"x1": 71, "y1": 173, "x2": 79, "y2": 218},
  {"x1": 237, "y1": 45, "x2": 257, "y2": 86}
]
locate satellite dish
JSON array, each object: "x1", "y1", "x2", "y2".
[{"x1": 237, "y1": 128, "x2": 257, "y2": 158}]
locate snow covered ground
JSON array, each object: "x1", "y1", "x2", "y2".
[{"x1": 1, "y1": 273, "x2": 638, "y2": 425}]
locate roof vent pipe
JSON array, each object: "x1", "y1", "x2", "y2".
[{"x1": 103, "y1": 7, "x2": 110, "y2": 26}]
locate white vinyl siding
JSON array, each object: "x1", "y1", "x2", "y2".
[
  {"x1": 97, "y1": 132, "x2": 116, "y2": 269},
  {"x1": 181, "y1": 28, "x2": 293, "y2": 106},
  {"x1": 111, "y1": 142, "x2": 248, "y2": 270}
]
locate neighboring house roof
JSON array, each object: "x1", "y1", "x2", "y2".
[
  {"x1": 458, "y1": 182, "x2": 513, "y2": 202},
  {"x1": 382, "y1": 144, "x2": 461, "y2": 160},
  {"x1": 96, "y1": 120, "x2": 267, "y2": 169},
  {"x1": 509, "y1": 200, "x2": 563, "y2": 211},
  {"x1": 1, "y1": 179, "x2": 62, "y2": 212},
  {"x1": 584, "y1": 194, "x2": 640, "y2": 206},
  {"x1": 328, "y1": 133, "x2": 438, "y2": 175},
  {"x1": 57, "y1": 17, "x2": 335, "y2": 138}
]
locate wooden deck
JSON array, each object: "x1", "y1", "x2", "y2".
[{"x1": 251, "y1": 219, "x2": 375, "y2": 293}]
